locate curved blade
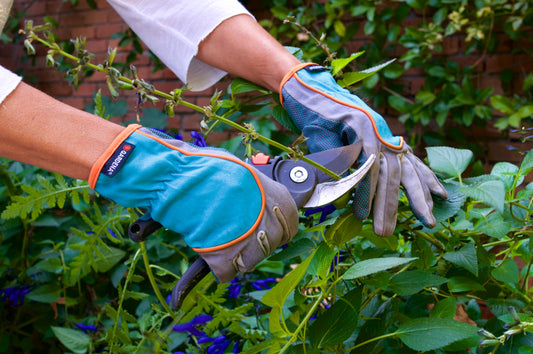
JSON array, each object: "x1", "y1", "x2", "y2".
[
  {"x1": 305, "y1": 141, "x2": 363, "y2": 183},
  {"x1": 303, "y1": 153, "x2": 376, "y2": 208},
  {"x1": 171, "y1": 258, "x2": 211, "y2": 311}
]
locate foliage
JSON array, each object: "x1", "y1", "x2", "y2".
[{"x1": 1, "y1": 2, "x2": 533, "y2": 354}]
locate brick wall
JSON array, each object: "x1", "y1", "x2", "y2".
[{"x1": 1, "y1": 0, "x2": 532, "y2": 170}]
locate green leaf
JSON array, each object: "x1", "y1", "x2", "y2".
[
  {"x1": 26, "y1": 284, "x2": 61, "y2": 303},
  {"x1": 443, "y1": 242, "x2": 478, "y2": 276},
  {"x1": 324, "y1": 213, "x2": 362, "y2": 247},
  {"x1": 447, "y1": 276, "x2": 485, "y2": 293},
  {"x1": 340, "y1": 59, "x2": 396, "y2": 87},
  {"x1": 520, "y1": 150, "x2": 533, "y2": 175},
  {"x1": 331, "y1": 52, "x2": 363, "y2": 76},
  {"x1": 272, "y1": 104, "x2": 300, "y2": 134},
  {"x1": 34, "y1": 258, "x2": 63, "y2": 274},
  {"x1": 51, "y1": 326, "x2": 91, "y2": 354},
  {"x1": 429, "y1": 297, "x2": 457, "y2": 318},
  {"x1": 491, "y1": 162, "x2": 522, "y2": 191},
  {"x1": 263, "y1": 251, "x2": 315, "y2": 334},
  {"x1": 426, "y1": 147, "x2": 473, "y2": 179},
  {"x1": 389, "y1": 270, "x2": 447, "y2": 296},
  {"x1": 230, "y1": 77, "x2": 269, "y2": 95},
  {"x1": 268, "y1": 238, "x2": 315, "y2": 262},
  {"x1": 263, "y1": 251, "x2": 315, "y2": 308},
  {"x1": 459, "y1": 179, "x2": 505, "y2": 213},
  {"x1": 94, "y1": 246, "x2": 126, "y2": 273},
  {"x1": 394, "y1": 318, "x2": 478, "y2": 351},
  {"x1": 431, "y1": 184, "x2": 466, "y2": 222},
  {"x1": 308, "y1": 242, "x2": 335, "y2": 280},
  {"x1": 490, "y1": 95, "x2": 514, "y2": 114},
  {"x1": 333, "y1": 19, "x2": 346, "y2": 37},
  {"x1": 491, "y1": 259, "x2": 519, "y2": 284},
  {"x1": 308, "y1": 287, "x2": 362, "y2": 349},
  {"x1": 342, "y1": 257, "x2": 417, "y2": 280}
]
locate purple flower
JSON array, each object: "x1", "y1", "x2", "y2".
[
  {"x1": 251, "y1": 278, "x2": 276, "y2": 291},
  {"x1": 173, "y1": 314, "x2": 213, "y2": 337},
  {"x1": 305, "y1": 204, "x2": 336, "y2": 223},
  {"x1": 227, "y1": 278, "x2": 242, "y2": 298},
  {"x1": 75, "y1": 323, "x2": 98, "y2": 333},
  {"x1": 190, "y1": 131, "x2": 207, "y2": 147},
  {"x1": 0, "y1": 285, "x2": 31, "y2": 306}
]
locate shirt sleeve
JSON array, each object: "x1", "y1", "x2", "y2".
[
  {"x1": 0, "y1": 65, "x2": 22, "y2": 105},
  {"x1": 106, "y1": 0, "x2": 253, "y2": 91}
]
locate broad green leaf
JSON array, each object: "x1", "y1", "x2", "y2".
[
  {"x1": 94, "y1": 246, "x2": 126, "y2": 273},
  {"x1": 426, "y1": 147, "x2": 473, "y2": 179},
  {"x1": 340, "y1": 59, "x2": 395, "y2": 87},
  {"x1": 443, "y1": 242, "x2": 478, "y2": 276},
  {"x1": 486, "y1": 298, "x2": 526, "y2": 317},
  {"x1": 490, "y1": 95, "x2": 514, "y2": 114},
  {"x1": 394, "y1": 318, "x2": 478, "y2": 351},
  {"x1": 491, "y1": 259, "x2": 519, "y2": 284},
  {"x1": 331, "y1": 52, "x2": 363, "y2": 76},
  {"x1": 272, "y1": 104, "x2": 300, "y2": 134},
  {"x1": 51, "y1": 326, "x2": 90, "y2": 354},
  {"x1": 429, "y1": 297, "x2": 457, "y2": 318},
  {"x1": 491, "y1": 162, "x2": 522, "y2": 191},
  {"x1": 325, "y1": 213, "x2": 362, "y2": 247},
  {"x1": 308, "y1": 242, "x2": 335, "y2": 279},
  {"x1": 263, "y1": 251, "x2": 315, "y2": 309},
  {"x1": 361, "y1": 229, "x2": 398, "y2": 251},
  {"x1": 26, "y1": 284, "x2": 61, "y2": 303},
  {"x1": 520, "y1": 149, "x2": 533, "y2": 175},
  {"x1": 333, "y1": 19, "x2": 346, "y2": 37},
  {"x1": 447, "y1": 276, "x2": 485, "y2": 293},
  {"x1": 389, "y1": 270, "x2": 447, "y2": 296},
  {"x1": 34, "y1": 258, "x2": 63, "y2": 274},
  {"x1": 230, "y1": 77, "x2": 269, "y2": 95},
  {"x1": 343, "y1": 257, "x2": 417, "y2": 280},
  {"x1": 474, "y1": 210, "x2": 512, "y2": 239},
  {"x1": 431, "y1": 184, "x2": 466, "y2": 222},
  {"x1": 269, "y1": 238, "x2": 315, "y2": 262},
  {"x1": 459, "y1": 179, "x2": 505, "y2": 213},
  {"x1": 308, "y1": 287, "x2": 362, "y2": 349}
]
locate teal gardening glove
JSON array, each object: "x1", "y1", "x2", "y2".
[
  {"x1": 281, "y1": 63, "x2": 448, "y2": 237},
  {"x1": 89, "y1": 125, "x2": 299, "y2": 282}
]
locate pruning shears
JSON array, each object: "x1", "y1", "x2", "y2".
[{"x1": 127, "y1": 141, "x2": 375, "y2": 311}]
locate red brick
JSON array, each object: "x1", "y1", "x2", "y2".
[
  {"x1": 96, "y1": 23, "x2": 124, "y2": 39},
  {"x1": 70, "y1": 26, "x2": 96, "y2": 39},
  {"x1": 26, "y1": 2, "x2": 47, "y2": 16},
  {"x1": 38, "y1": 81, "x2": 73, "y2": 96},
  {"x1": 181, "y1": 114, "x2": 203, "y2": 130}
]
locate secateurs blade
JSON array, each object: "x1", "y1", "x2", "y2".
[{"x1": 127, "y1": 141, "x2": 374, "y2": 311}]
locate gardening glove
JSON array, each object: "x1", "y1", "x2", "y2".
[
  {"x1": 88, "y1": 124, "x2": 299, "y2": 282},
  {"x1": 281, "y1": 63, "x2": 448, "y2": 237}
]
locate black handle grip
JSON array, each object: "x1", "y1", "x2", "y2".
[
  {"x1": 128, "y1": 217, "x2": 162, "y2": 242},
  {"x1": 171, "y1": 257, "x2": 211, "y2": 310}
]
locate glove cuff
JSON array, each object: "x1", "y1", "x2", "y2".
[
  {"x1": 89, "y1": 124, "x2": 142, "y2": 189},
  {"x1": 279, "y1": 62, "x2": 319, "y2": 101}
]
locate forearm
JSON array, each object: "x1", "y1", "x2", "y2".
[
  {"x1": 0, "y1": 82, "x2": 124, "y2": 180},
  {"x1": 196, "y1": 14, "x2": 301, "y2": 92}
]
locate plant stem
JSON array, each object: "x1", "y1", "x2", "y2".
[
  {"x1": 140, "y1": 242, "x2": 175, "y2": 317},
  {"x1": 110, "y1": 248, "x2": 142, "y2": 350}
]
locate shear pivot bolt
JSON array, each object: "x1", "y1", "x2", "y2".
[{"x1": 290, "y1": 167, "x2": 308, "y2": 183}]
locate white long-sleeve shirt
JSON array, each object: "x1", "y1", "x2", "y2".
[{"x1": 0, "y1": 0, "x2": 252, "y2": 104}]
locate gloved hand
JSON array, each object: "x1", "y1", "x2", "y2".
[
  {"x1": 88, "y1": 124, "x2": 299, "y2": 282},
  {"x1": 280, "y1": 63, "x2": 448, "y2": 237}
]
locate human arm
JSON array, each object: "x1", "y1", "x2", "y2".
[{"x1": 0, "y1": 68, "x2": 124, "y2": 180}]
